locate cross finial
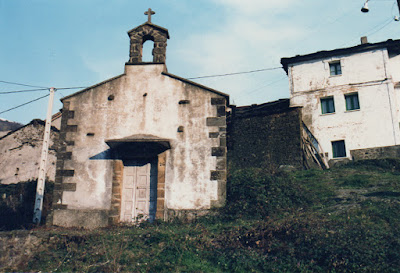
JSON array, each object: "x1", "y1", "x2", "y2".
[{"x1": 144, "y1": 8, "x2": 155, "y2": 23}]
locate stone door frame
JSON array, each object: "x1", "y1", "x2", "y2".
[{"x1": 109, "y1": 152, "x2": 166, "y2": 224}]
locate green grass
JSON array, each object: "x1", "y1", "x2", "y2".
[{"x1": 1, "y1": 159, "x2": 400, "y2": 272}]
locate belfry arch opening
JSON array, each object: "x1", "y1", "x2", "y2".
[
  {"x1": 142, "y1": 35, "x2": 155, "y2": 62},
  {"x1": 127, "y1": 22, "x2": 169, "y2": 64}
]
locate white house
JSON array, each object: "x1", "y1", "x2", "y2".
[{"x1": 281, "y1": 38, "x2": 400, "y2": 164}]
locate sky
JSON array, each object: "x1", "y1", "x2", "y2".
[{"x1": 1, "y1": 0, "x2": 400, "y2": 124}]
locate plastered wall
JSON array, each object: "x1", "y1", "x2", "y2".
[
  {"x1": 289, "y1": 48, "x2": 400, "y2": 160},
  {"x1": 55, "y1": 64, "x2": 227, "y2": 215}
]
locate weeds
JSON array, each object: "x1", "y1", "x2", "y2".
[{"x1": 1, "y1": 159, "x2": 400, "y2": 272}]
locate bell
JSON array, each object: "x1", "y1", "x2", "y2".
[{"x1": 361, "y1": 2, "x2": 369, "y2": 13}]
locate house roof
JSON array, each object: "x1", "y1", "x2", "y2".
[
  {"x1": 281, "y1": 39, "x2": 400, "y2": 74},
  {"x1": 231, "y1": 99, "x2": 300, "y2": 118},
  {"x1": 0, "y1": 119, "x2": 59, "y2": 141},
  {"x1": 51, "y1": 111, "x2": 62, "y2": 122},
  {"x1": 127, "y1": 22, "x2": 170, "y2": 39}
]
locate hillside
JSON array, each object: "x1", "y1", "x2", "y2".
[
  {"x1": 1, "y1": 159, "x2": 400, "y2": 272},
  {"x1": 0, "y1": 118, "x2": 23, "y2": 132}
]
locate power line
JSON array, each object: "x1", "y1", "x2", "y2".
[
  {"x1": 0, "y1": 86, "x2": 86, "y2": 95},
  {"x1": 0, "y1": 94, "x2": 50, "y2": 115},
  {"x1": 56, "y1": 86, "x2": 87, "y2": 90},
  {"x1": 0, "y1": 80, "x2": 48, "y2": 89},
  {"x1": 0, "y1": 88, "x2": 49, "y2": 94},
  {"x1": 366, "y1": 18, "x2": 394, "y2": 37},
  {"x1": 186, "y1": 67, "x2": 282, "y2": 80}
]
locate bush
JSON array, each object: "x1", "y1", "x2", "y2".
[
  {"x1": 224, "y1": 168, "x2": 312, "y2": 219},
  {"x1": 0, "y1": 180, "x2": 53, "y2": 230}
]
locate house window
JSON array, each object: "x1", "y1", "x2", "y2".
[
  {"x1": 345, "y1": 93, "x2": 360, "y2": 111},
  {"x1": 321, "y1": 97, "x2": 335, "y2": 114},
  {"x1": 332, "y1": 140, "x2": 346, "y2": 158},
  {"x1": 329, "y1": 61, "x2": 342, "y2": 76}
]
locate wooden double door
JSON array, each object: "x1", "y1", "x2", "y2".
[{"x1": 120, "y1": 159, "x2": 157, "y2": 223}]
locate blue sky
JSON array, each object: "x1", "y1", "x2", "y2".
[{"x1": 1, "y1": 0, "x2": 399, "y2": 124}]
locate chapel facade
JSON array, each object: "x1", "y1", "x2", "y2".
[{"x1": 51, "y1": 11, "x2": 229, "y2": 228}]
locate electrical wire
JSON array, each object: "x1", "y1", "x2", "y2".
[
  {"x1": 366, "y1": 18, "x2": 394, "y2": 37},
  {"x1": 0, "y1": 86, "x2": 86, "y2": 95},
  {"x1": 0, "y1": 88, "x2": 49, "y2": 94},
  {"x1": 186, "y1": 67, "x2": 282, "y2": 80},
  {"x1": 0, "y1": 80, "x2": 48, "y2": 89},
  {"x1": 56, "y1": 86, "x2": 87, "y2": 90},
  {"x1": 0, "y1": 94, "x2": 50, "y2": 115},
  {"x1": 340, "y1": 16, "x2": 394, "y2": 48}
]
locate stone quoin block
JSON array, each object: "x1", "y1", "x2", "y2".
[
  {"x1": 217, "y1": 106, "x2": 226, "y2": 117},
  {"x1": 216, "y1": 157, "x2": 227, "y2": 170},
  {"x1": 66, "y1": 125, "x2": 78, "y2": 132},
  {"x1": 55, "y1": 177, "x2": 63, "y2": 183},
  {"x1": 211, "y1": 98, "x2": 225, "y2": 105},
  {"x1": 210, "y1": 170, "x2": 226, "y2": 181},
  {"x1": 58, "y1": 152, "x2": 72, "y2": 160},
  {"x1": 67, "y1": 111, "x2": 75, "y2": 119},
  {"x1": 206, "y1": 117, "x2": 225, "y2": 127},
  {"x1": 209, "y1": 132, "x2": 219, "y2": 138},
  {"x1": 56, "y1": 170, "x2": 75, "y2": 177},
  {"x1": 212, "y1": 147, "x2": 226, "y2": 157}
]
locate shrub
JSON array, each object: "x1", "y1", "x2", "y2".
[
  {"x1": 224, "y1": 168, "x2": 312, "y2": 219},
  {"x1": 0, "y1": 180, "x2": 53, "y2": 230}
]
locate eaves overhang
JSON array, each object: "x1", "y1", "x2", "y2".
[
  {"x1": 280, "y1": 39, "x2": 400, "y2": 74},
  {"x1": 105, "y1": 134, "x2": 171, "y2": 158}
]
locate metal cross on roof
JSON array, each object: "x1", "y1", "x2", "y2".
[{"x1": 145, "y1": 8, "x2": 155, "y2": 23}]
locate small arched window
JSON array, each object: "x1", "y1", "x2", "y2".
[{"x1": 142, "y1": 35, "x2": 155, "y2": 62}]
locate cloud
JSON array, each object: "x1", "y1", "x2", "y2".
[
  {"x1": 176, "y1": 0, "x2": 307, "y2": 67},
  {"x1": 212, "y1": 0, "x2": 298, "y2": 15}
]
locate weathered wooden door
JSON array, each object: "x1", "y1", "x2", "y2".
[{"x1": 120, "y1": 160, "x2": 157, "y2": 222}]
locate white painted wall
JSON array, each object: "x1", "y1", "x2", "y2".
[
  {"x1": 61, "y1": 64, "x2": 224, "y2": 211},
  {"x1": 289, "y1": 48, "x2": 400, "y2": 160}
]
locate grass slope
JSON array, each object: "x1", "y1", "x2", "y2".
[{"x1": 1, "y1": 159, "x2": 400, "y2": 272}]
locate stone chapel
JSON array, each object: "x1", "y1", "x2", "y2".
[{"x1": 51, "y1": 10, "x2": 229, "y2": 228}]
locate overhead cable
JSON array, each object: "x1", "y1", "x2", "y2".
[
  {"x1": 56, "y1": 86, "x2": 87, "y2": 90},
  {"x1": 0, "y1": 94, "x2": 50, "y2": 115},
  {"x1": 186, "y1": 67, "x2": 282, "y2": 80},
  {"x1": 0, "y1": 80, "x2": 48, "y2": 89},
  {"x1": 0, "y1": 86, "x2": 87, "y2": 95},
  {"x1": 0, "y1": 88, "x2": 49, "y2": 94}
]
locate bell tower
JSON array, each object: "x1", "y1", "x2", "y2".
[{"x1": 127, "y1": 8, "x2": 170, "y2": 64}]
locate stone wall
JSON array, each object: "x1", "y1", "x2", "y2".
[
  {"x1": 0, "y1": 120, "x2": 59, "y2": 185},
  {"x1": 228, "y1": 99, "x2": 303, "y2": 171},
  {"x1": 351, "y1": 145, "x2": 400, "y2": 160}
]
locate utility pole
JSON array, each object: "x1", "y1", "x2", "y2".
[{"x1": 33, "y1": 87, "x2": 55, "y2": 225}]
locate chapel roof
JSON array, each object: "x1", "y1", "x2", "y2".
[{"x1": 127, "y1": 22, "x2": 170, "y2": 39}]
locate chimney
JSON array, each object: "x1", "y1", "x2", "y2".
[{"x1": 361, "y1": 36, "x2": 368, "y2": 44}]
